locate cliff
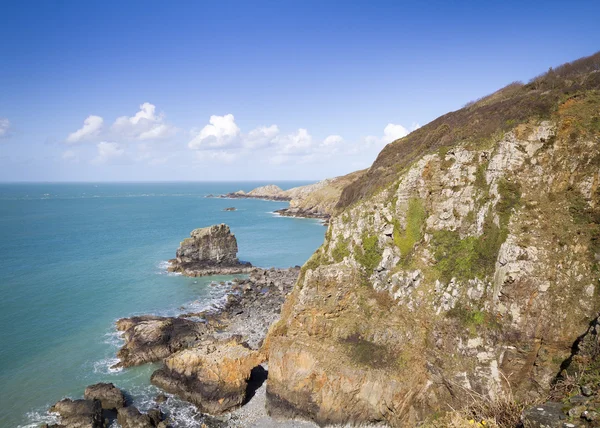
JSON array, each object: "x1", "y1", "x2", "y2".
[{"x1": 265, "y1": 52, "x2": 600, "y2": 426}]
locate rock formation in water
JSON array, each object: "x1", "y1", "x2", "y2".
[
  {"x1": 46, "y1": 383, "x2": 167, "y2": 428},
  {"x1": 167, "y1": 224, "x2": 253, "y2": 276},
  {"x1": 113, "y1": 267, "x2": 299, "y2": 368},
  {"x1": 263, "y1": 52, "x2": 600, "y2": 426}
]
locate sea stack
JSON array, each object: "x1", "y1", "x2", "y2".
[{"x1": 168, "y1": 224, "x2": 253, "y2": 276}]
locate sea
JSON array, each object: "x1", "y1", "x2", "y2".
[{"x1": 0, "y1": 182, "x2": 326, "y2": 427}]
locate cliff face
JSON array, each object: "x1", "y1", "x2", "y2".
[{"x1": 265, "y1": 53, "x2": 600, "y2": 426}]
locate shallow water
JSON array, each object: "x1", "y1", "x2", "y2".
[{"x1": 0, "y1": 182, "x2": 325, "y2": 427}]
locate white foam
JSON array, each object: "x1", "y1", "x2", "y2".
[
  {"x1": 156, "y1": 260, "x2": 181, "y2": 276},
  {"x1": 93, "y1": 357, "x2": 123, "y2": 375},
  {"x1": 18, "y1": 410, "x2": 59, "y2": 428}
]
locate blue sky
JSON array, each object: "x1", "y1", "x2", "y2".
[{"x1": 1, "y1": 0, "x2": 599, "y2": 181}]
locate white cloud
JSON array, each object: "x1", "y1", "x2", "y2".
[
  {"x1": 0, "y1": 118, "x2": 10, "y2": 138},
  {"x1": 188, "y1": 114, "x2": 241, "y2": 149},
  {"x1": 274, "y1": 128, "x2": 313, "y2": 155},
  {"x1": 66, "y1": 115, "x2": 103, "y2": 143},
  {"x1": 61, "y1": 150, "x2": 79, "y2": 162},
  {"x1": 244, "y1": 125, "x2": 280, "y2": 149},
  {"x1": 112, "y1": 103, "x2": 175, "y2": 141},
  {"x1": 93, "y1": 142, "x2": 125, "y2": 164},
  {"x1": 195, "y1": 150, "x2": 238, "y2": 163},
  {"x1": 382, "y1": 123, "x2": 409, "y2": 144},
  {"x1": 322, "y1": 135, "x2": 344, "y2": 147}
]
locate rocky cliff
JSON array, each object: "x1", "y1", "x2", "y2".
[
  {"x1": 265, "y1": 52, "x2": 600, "y2": 426},
  {"x1": 168, "y1": 224, "x2": 252, "y2": 276}
]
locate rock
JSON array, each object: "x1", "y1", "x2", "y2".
[
  {"x1": 50, "y1": 398, "x2": 104, "y2": 428},
  {"x1": 223, "y1": 207, "x2": 236, "y2": 211},
  {"x1": 117, "y1": 406, "x2": 157, "y2": 428},
  {"x1": 167, "y1": 224, "x2": 252, "y2": 276},
  {"x1": 84, "y1": 382, "x2": 126, "y2": 410},
  {"x1": 150, "y1": 338, "x2": 264, "y2": 415},
  {"x1": 583, "y1": 410, "x2": 598, "y2": 422},
  {"x1": 567, "y1": 405, "x2": 586, "y2": 418},
  {"x1": 522, "y1": 402, "x2": 567, "y2": 428},
  {"x1": 581, "y1": 385, "x2": 593, "y2": 396},
  {"x1": 154, "y1": 393, "x2": 168, "y2": 404},
  {"x1": 114, "y1": 315, "x2": 209, "y2": 367}
]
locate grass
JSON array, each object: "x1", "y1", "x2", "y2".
[
  {"x1": 432, "y1": 178, "x2": 521, "y2": 283},
  {"x1": 331, "y1": 239, "x2": 350, "y2": 262},
  {"x1": 355, "y1": 232, "x2": 383, "y2": 273},
  {"x1": 393, "y1": 197, "x2": 426, "y2": 256}
]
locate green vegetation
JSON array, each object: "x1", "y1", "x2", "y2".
[
  {"x1": 432, "y1": 179, "x2": 521, "y2": 282},
  {"x1": 474, "y1": 161, "x2": 488, "y2": 191},
  {"x1": 393, "y1": 197, "x2": 426, "y2": 256},
  {"x1": 567, "y1": 187, "x2": 600, "y2": 268},
  {"x1": 331, "y1": 239, "x2": 350, "y2": 263},
  {"x1": 446, "y1": 304, "x2": 499, "y2": 335},
  {"x1": 355, "y1": 232, "x2": 383, "y2": 273},
  {"x1": 341, "y1": 333, "x2": 399, "y2": 369}
]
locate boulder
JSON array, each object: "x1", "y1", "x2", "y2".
[
  {"x1": 150, "y1": 338, "x2": 264, "y2": 415},
  {"x1": 117, "y1": 405, "x2": 166, "y2": 428},
  {"x1": 114, "y1": 315, "x2": 208, "y2": 368},
  {"x1": 84, "y1": 382, "x2": 126, "y2": 410},
  {"x1": 167, "y1": 224, "x2": 252, "y2": 276},
  {"x1": 50, "y1": 398, "x2": 103, "y2": 428}
]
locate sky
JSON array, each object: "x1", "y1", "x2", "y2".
[{"x1": 1, "y1": 0, "x2": 599, "y2": 182}]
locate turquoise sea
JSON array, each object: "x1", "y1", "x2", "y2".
[{"x1": 0, "y1": 182, "x2": 325, "y2": 428}]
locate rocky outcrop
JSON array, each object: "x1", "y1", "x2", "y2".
[
  {"x1": 114, "y1": 316, "x2": 208, "y2": 368},
  {"x1": 151, "y1": 338, "x2": 264, "y2": 415},
  {"x1": 48, "y1": 398, "x2": 103, "y2": 428},
  {"x1": 113, "y1": 268, "x2": 299, "y2": 368},
  {"x1": 84, "y1": 382, "x2": 126, "y2": 410},
  {"x1": 47, "y1": 384, "x2": 166, "y2": 428},
  {"x1": 167, "y1": 224, "x2": 252, "y2": 276},
  {"x1": 217, "y1": 170, "x2": 367, "y2": 220},
  {"x1": 117, "y1": 406, "x2": 166, "y2": 428},
  {"x1": 265, "y1": 53, "x2": 600, "y2": 426}
]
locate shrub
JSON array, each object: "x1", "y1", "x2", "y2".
[
  {"x1": 331, "y1": 239, "x2": 350, "y2": 263},
  {"x1": 355, "y1": 232, "x2": 383, "y2": 273}
]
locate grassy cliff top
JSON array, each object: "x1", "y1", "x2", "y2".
[{"x1": 337, "y1": 51, "x2": 600, "y2": 210}]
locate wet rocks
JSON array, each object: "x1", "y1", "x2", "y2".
[
  {"x1": 167, "y1": 224, "x2": 252, "y2": 276},
  {"x1": 223, "y1": 207, "x2": 236, "y2": 211},
  {"x1": 150, "y1": 338, "x2": 264, "y2": 415},
  {"x1": 84, "y1": 382, "x2": 126, "y2": 410},
  {"x1": 117, "y1": 405, "x2": 167, "y2": 428},
  {"x1": 48, "y1": 385, "x2": 167, "y2": 428},
  {"x1": 48, "y1": 398, "x2": 103, "y2": 428}
]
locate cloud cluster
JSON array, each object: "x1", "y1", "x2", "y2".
[
  {"x1": 67, "y1": 115, "x2": 103, "y2": 143},
  {"x1": 112, "y1": 103, "x2": 176, "y2": 140},
  {"x1": 63, "y1": 105, "x2": 416, "y2": 169},
  {"x1": 0, "y1": 118, "x2": 11, "y2": 138},
  {"x1": 66, "y1": 103, "x2": 176, "y2": 145},
  {"x1": 187, "y1": 114, "x2": 414, "y2": 166}
]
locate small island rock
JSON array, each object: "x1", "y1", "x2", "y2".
[{"x1": 167, "y1": 224, "x2": 252, "y2": 276}]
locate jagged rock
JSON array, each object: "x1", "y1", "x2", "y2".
[
  {"x1": 167, "y1": 224, "x2": 252, "y2": 276},
  {"x1": 117, "y1": 405, "x2": 166, "y2": 428},
  {"x1": 49, "y1": 398, "x2": 103, "y2": 428},
  {"x1": 150, "y1": 338, "x2": 264, "y2": 415},
  {"x1": 84, "y1": 382, "x2": 126, "y2": 410},
  {"x1": 114, "y1": 316, "x2": 208, "y2": 368}
]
